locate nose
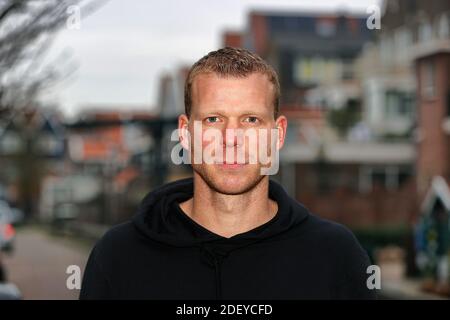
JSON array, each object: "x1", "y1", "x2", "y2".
[
  {"x1": 223, "y1": 120, "x2": 241, "y2": 147},
  {"x1": 225, "y1": 130, "x2": 237, "y2": 147}
]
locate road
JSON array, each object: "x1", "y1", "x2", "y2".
[{"x1": 2, "y1": 226, "x2": 92, "y2": 300}]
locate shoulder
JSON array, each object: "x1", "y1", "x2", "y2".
[
  {"x1": 288, "y1": 198, "x2": 359, "y2": 247},
  {"x1": 297, "y1": 212, "x2": 371, "y2": 267},
  {"x1": 321, "y1": 218, "x2": 359, "y2": 245},
  {"x1": 300, "y1": 213, "x2": 376, "y2": 298},
  {"x1": 307, "y1": 213, "x2": 372, "y2": 272},
  {"x1": 99, "y1": 221, "x2": 136, "y2": 245},
  {"x1": 301, "y1": 212, "x2": 362, "y2": 248},
  {"x1": 81, "y1": 222, "x2": 137, "y2": 299},
  {"x1": 89, "y1": 221, "x2": 139, "y2": 262}
]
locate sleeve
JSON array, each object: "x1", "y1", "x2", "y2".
[{"x1": 79, "y1": 245, "x2": 114, "y2": 300}]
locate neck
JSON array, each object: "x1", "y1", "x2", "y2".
[{"x1": 179, "y1": 175, "x2": 278, "y2": 238}]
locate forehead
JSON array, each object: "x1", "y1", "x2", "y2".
[{"x1": 190, "y1": 72, "x2": 274, "y2": 115}]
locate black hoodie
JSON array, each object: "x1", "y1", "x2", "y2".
[{"x1": 79, "y1": 178, "x2": 376, "y2": 300}]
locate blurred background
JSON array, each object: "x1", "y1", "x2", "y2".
[{"x1": 0, "y1": 0, "x2": 449, "y2": 300}]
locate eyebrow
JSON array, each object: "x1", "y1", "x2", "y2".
[{"x1": 195, "y1": 109, "x2": 269, "y2": 117}]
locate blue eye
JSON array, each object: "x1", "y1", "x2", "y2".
[
  {"x1": 245, "y1": 117, "x2": 258, "y2": 123},
  {"x1": 205, "y1": 116, "x2": 219, "y2": 123}
]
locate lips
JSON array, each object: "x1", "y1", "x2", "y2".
[
  {"x1": 217, "y1": 163, "x2": 245, "y2": 169},
  {"x1": 214, "y1": 160, "x2": 248, "y2": 169}
]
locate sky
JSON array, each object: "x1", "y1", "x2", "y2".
[{"x1": 39, "y1": 0, "x2": 382, "y2": 118}]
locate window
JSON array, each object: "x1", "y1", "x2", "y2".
[
  {"x1": 294, "y1": 56, "x2": 344, "y2": 86},
  {"x1": 359, "y1": 166, "x2": 412, "y2": 193},
  {"x1": 342, "y1": 59, "x2": 354, "y2": 80},
  {"x1": 36, "y1": 133, "x2": 63, "y2": 155},
  {"x1": 385, "y1": 90, "x2": 414, "y2": 118},
  {"x1": 418, "y1": 20, "x2": 433, "y2": 43},
  {"x1": 438, "y1": 13, "x2": 449, "y2": 39},
  {"x1": 380, "y1": 36, "x2": 394, "y2": 67},
  {"x1": 394, "y1": 28, "x2": 413, "y2": 65},
  {"x1": 0, "y1": 132, "x2": 23, "y2": 154},
  {"x1": 316, "y1": 19, "x2": 336, "y2": 37}
]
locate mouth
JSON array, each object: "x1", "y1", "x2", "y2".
[{"x1": 214, "y1": 162, "x2": 247, "y2": 169}]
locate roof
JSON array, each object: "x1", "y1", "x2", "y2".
[
  {"x1": 69, "y1": 125, "x2": 128, "y2": 163},
  {"x1": 0, "y1": 107, "x2": 65, "y2": 138},
  {"x1": 421, "y1": 176, "x2": 450, "y2": 214},
  {"x1": 249, "y1": 10, "x2": 373, "y2": 55},
  {"x1": 249, "y1": 9, "x2": 368, "y2": 19},
  {"x1": 77, "y1": 109, "x2": 157, "y2": 122}
]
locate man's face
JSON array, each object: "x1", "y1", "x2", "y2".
[{"x1": 179, "y1": 72, "x2": 287, "y2": 195}]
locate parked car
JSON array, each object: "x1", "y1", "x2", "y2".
[
  {"x1": 0, "y1": 202, "x2": 21, "y2": 299},
  {"x1": 0, "y1": 200, "x2": 24, "y2": 226},
  {"x1": 0, "y1": 255, "x2": 21, "y2": 300},
  {"x1": 0, "y1": 282, "x2": 21, "y2": 300},
  {"x1": 0, "y1": 202, "x2": 16, "y2": 253},
  {"x1": 0, "y1": 255, "x2": 5, "y2": 282}
]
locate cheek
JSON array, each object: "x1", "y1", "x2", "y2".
[
  {"x1": 201, "y1": 129, "x2": 221, "y2": 149},
  {"x1": 187, "y1": 126, "x2": 216, "y2": 148},
  {"x1": 248, "y1": 128, "x2": 273, "y2": 152},
  {"x1": 201, "y1": 131, "x2": 212, "y2": 147}
]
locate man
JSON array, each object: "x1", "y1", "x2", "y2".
[{"x1": 80, "y1": 47, "x2": 376, "y2": 300}]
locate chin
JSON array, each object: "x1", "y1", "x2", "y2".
[
  {"x1": 195, "y1": 165, "x2": 265, "y2": 195},
  {"x1": 213, "y1": 178, "x2": 252, "y2": 195}
]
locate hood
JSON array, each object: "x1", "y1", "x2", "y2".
[
  {"x1": 132, "y1": 177, "x2": 310, "y2": 300},
  {"x1": 132, "y1": 177, "x2": 309, "y2": 248}
]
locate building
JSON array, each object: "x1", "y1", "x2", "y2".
[
  {"x1": 157, "y1": 67, "x2": 193, "y2": 182},
  {"x1": 40, "y1": 108, "x2": 160, "y2": 225},
  {"x1": 416, "y1": 176, "x2": 450, "y2": 295},
  {"x1": 405, "y1": 0, "x2": 450, "y2": 293},
  {"x1": 219, "y1": 8, "x2": 416, "y2": 228},
  {"x1": 222, "y1": 31, "x2": 243, "y2": 48},
  {"x1": 0, "y1": 106, "x2": 65, "y2": 219},
  {"x1": 242, "y1": 10, "x2": 374, "y2": 107}
]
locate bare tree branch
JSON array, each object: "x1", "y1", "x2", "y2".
[{"x1": 0, "y1": 0, "x2": 106, "y2": 118}]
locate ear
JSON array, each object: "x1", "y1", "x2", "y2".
[
  {"x1": 178, "y1": 114, "x2": 190, "y2": 150},
  {"x1": 275, "y1": 115, "x2": 288, "y2": 150}
]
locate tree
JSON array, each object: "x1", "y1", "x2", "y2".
[
  {"x1": 0, "y1": 0, "x2": 105, "y2": 219},
  {"x1": 0, "y1": 0, "x2": 105, "y2": 118},
  {"x1": 327, "y1": 98, "x2": 361, "y2": 138}
]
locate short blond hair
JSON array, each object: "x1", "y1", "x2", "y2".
[{"x1": 184, "y1": 47, "x2": 280, "y2": 118}]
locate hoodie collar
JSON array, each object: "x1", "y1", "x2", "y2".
[{"x1": 132, "y1": 177, "x2": 309, "y2": 248}]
